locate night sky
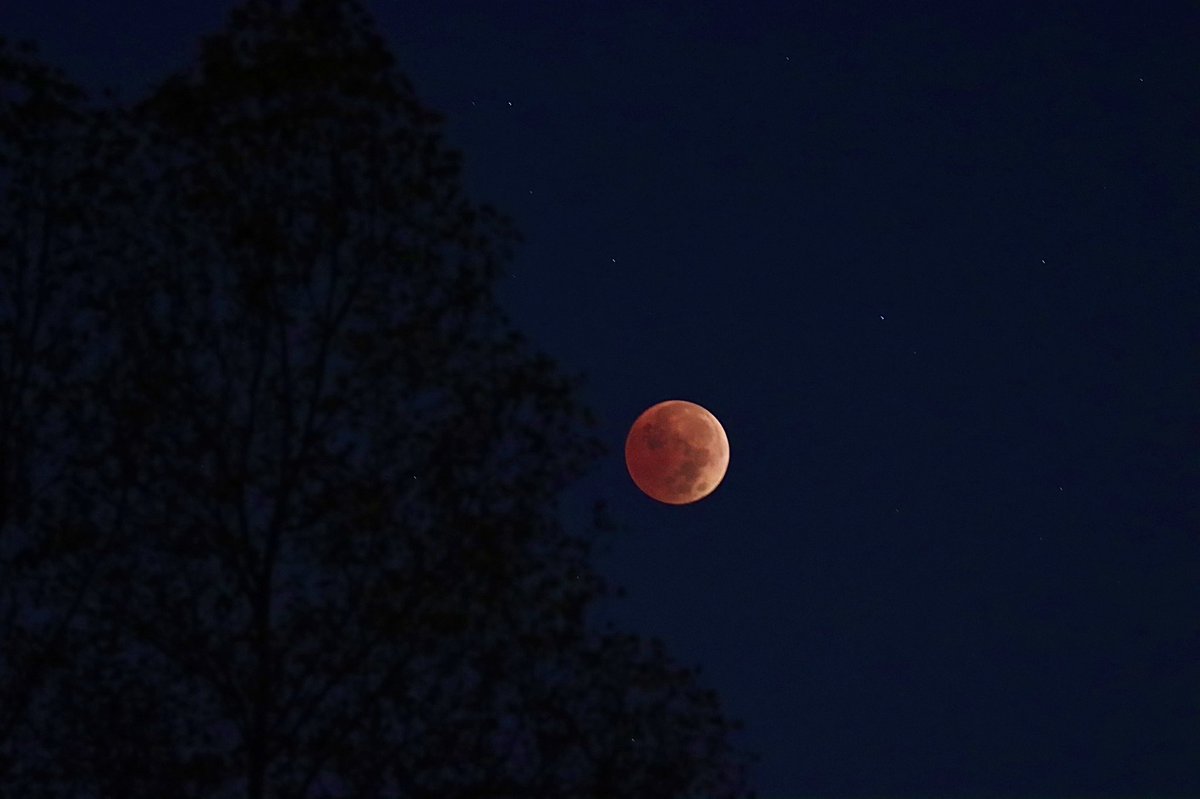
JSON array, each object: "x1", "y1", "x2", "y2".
[{"x1": 5, "y1": 1, "x2": 1197, "y2": 795}]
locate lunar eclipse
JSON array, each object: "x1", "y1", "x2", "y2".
[{"x1": 625, "y1": 400, "x2": 729, "y2": 504}]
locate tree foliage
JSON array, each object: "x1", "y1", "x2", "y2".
[
  {"x1": 0, "y1": 2, "x2": 757, "y2": 796},
  {"x1": 0, "y1": 36, "x2": 142, "y2": 782}
]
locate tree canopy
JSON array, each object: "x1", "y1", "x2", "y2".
[{"x1": 0, "y1": 2, "x2": 757, "y2": 796}]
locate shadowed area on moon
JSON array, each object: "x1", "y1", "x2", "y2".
[{"x1": 625, "y1": 400, "x2": 729, "y2": 504}]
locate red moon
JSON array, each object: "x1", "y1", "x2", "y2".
[{"x1": 625, "y1": 400, "x2": 729, "y2": 505}]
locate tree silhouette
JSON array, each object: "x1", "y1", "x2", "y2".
[
  {"x1": 1, "y1": 1, "x2": 757, "y2": 797},
  {"x1": 0, "y1": 37, "x2": 142, "y2": 783}
]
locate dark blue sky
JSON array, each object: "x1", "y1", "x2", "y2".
[{"x1": 6, "y1": 1, "x2": 1197, "y2": 795}]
